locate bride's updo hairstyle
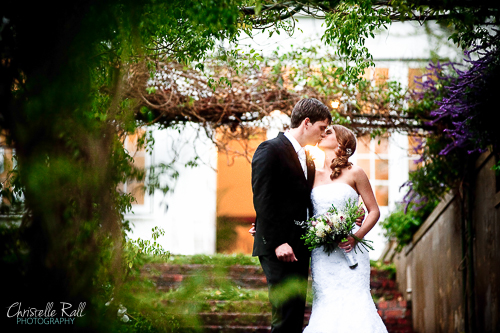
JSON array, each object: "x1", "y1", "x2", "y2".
[{"x1": 330, "y1": 125, "x2": 357, "y2": 180}]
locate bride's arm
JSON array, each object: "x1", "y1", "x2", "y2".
[
  {"x1": 352, "y1": 166, "x2": 380, "y2": 240},
  {"x1": 339, "y1": 166, "x2": 380, "y2": 252}
]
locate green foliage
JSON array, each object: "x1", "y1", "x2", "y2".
[
  {"x1": 378, "y1": 58, "x2": 476, "y2": 250},
  {"x1": 492, "y1": 159, "x2": 500, "y2": 176},
  {"x1": 166, "y1": 253, "x2": 260, "y2": 266},
  {"x1": 241, "y1": 0, "x2": 497, "y2": 84},
  {"x1": 0, "y1": 0, "x2": 248, "y2": 330},
  {"x1": 145, "y1": 162, "x2": 180, "y2": 196},
  {"x1": 116, "y1": 274, "x2": 207, "y2": 332},
  {"x1": 126, "y1": 227, "x2": 170, "y2": 270},
  {"x1": 380, "y1": 209, "x2": 420, "y2": 249},
  {"x1": 380, "y1": 201, "x2": 438, "y2": 251},
  {"x1": 216, "y1": 216, "x2": 242, "y2": 253},
  {"x1": 392, "y1": 0, "x2": 498, "y2": 50},
  {"x1": 382, "y1": 102, "x2": 484, "y2": 251},
  {"x1": 323, "y1": 1, "x2": 391, "y2": 83},
  {"x1": 191, "y1": 285, "x2": 268, "y2": 302},
  {"x1": 108, "y1": 267, "x2": 268, "y2": 332},
  {"x1": 0, "y1": 220, "x2": 28, "y2": 274},
  {"x1": 370, "y1": 260, "x2": 396, "y2": 279},
  {"x1": 108, "y1": 252, "x2": 265, "y2": 332}
]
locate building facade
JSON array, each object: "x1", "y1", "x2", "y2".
[{"x1": 125, "y1": 17, "x2": 460, "y2": 259}]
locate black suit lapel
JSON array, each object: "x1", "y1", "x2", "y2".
[{"x1": 277, "y1": 133, "x2": 307, "y2": 182}]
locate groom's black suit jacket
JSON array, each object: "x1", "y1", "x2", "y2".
[{"x1": 252, "y1": 132, "x2": 315, "y2": 260}]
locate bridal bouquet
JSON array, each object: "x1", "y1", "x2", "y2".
[{"x1": 296, "y1": 198, "x2": 374, "y2": 268}]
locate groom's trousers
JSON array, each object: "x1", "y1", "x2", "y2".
[{"x1": 259, "y1": 254, "x2": 310, "y2": 333}]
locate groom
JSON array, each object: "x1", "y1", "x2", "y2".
[{"x1": 251, "y1": 98, "x2": 332, "y2": 333}]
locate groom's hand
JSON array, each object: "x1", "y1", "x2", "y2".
[
  {"x1": 355, "y1": 207, "x2": 365, "y2": 227},
  {"x1": 275, "y1": 243, "x2": 298, "y2": 262}
]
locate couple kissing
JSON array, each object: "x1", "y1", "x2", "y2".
[{"x1": 250, "y1": 98, "x2": 387, "y2": 333}]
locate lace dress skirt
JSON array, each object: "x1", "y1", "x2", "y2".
[
  {"x1": 303, "y1": 183, "x2": 388, "y2": 333},
  {"x1": 303, "y1": 245, "x2": 387, "y2": 333}
]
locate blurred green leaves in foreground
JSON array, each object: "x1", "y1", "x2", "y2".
[
  {"x1": 94, "y1": 252, "x2": 393, "y2": 332},
  {"x1": 0, "y1": 1, "x2": 243, "y2": 331}
]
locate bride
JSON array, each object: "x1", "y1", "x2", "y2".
[{"x1": 303, "y1": 125, "x2": 388, "y2": 333}]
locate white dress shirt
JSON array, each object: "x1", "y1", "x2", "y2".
[{"x1": 284, "y1": 131, "x2": 307, "y2": 179}]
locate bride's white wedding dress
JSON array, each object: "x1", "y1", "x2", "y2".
[{"x1": 303, "y1": 183, "x2": 388, "y2": 333}]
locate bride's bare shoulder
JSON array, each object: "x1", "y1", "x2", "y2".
[{"x1": 350, "y1": 165, "x2": 369, "y2": 180}]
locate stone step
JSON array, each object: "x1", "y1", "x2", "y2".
[
  {"x1": 143, "y1": 264, "x2": 264, "y2": 276},
  {"x1": 191, "y1": 306, "x2": 402, "y2": 332},
  {"x1": 145, "y1": 264, "x2": 394, "y2": 279},
  {"x1": 143, "y1": 264, "x2": 268, "y2": 290},
  {"x1": 148, "y1": 274, "x2": 267, "y2": 291},
  {"x1": 161, "y1": 300, "x2": 272, "y2": 313},
  {"x1": 199, "y1": 313, "x2": 271, "y2": 326},
  {"x1": 144, "y1": 263, "x2": 413, "y2": 332},
  {"x1": 199, "y1": 311, "x2": 408, "y2": 333},
  {"x1": 158, "y1": 299, "x2": 409, "y2": 332},
  {"x1": 377, "y1": 298, "x2": 413, "y2": 333},
  {"x1": 155, "y1": 325, "x2": 271, "y2": 333},
  {"x1": 201, "y1": 325, "x2": 271, "y2": 333},
  {"x1": 200, "y1": 311, "x2": 312, "y2": 325},
  {"x1": 149, "y1": 275, "x2": 267, "y2": 291},
  {"x1": 143, "y1": 264, "x2": 400, "y2": 294}
]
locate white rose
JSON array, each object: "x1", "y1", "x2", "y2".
[{"x1": 316, "y1": 229, "x2": 325, "y2": 238}]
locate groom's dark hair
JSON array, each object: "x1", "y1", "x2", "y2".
[{"x1": 290, "y1": 98, "x2": 332, "y2": 128}]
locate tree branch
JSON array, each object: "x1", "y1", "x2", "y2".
[{"x1": 240, "y1": 0, "x2": 499, "y2": 24}]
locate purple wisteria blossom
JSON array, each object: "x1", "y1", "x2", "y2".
[{"x1": 415, "y1": 33, "x2": 500, "y2": 156}]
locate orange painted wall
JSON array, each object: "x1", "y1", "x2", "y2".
[
  {"x1": 216, "y1": 131, "x2": 266, "y2": 220},
  {"x1": 216, "y1": 130, "x2": 267, "y2": 254}
]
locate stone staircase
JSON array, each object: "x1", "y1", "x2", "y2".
[
  {"x1": 370, "y1": 268, "x2": 413, "y2": 333},
  {"x1": 141, "y1": 263, "x2": 413, "y2": 333}
]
